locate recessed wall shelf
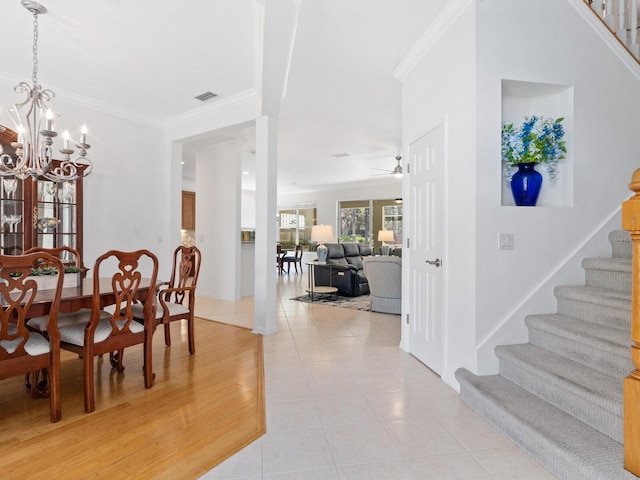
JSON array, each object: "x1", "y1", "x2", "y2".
[{"x1": 501, "y1": 79, "x2": 574, "y2": 208}]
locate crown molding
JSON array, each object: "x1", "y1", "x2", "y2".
[
  {"x1": 0, "y1": 71, "x2": 262, "y2": 130},
  {"x1": 392, "y1": 0, "x2": 475, "y2": 82},
  {"x1": 0, "y1": 71, "x2": 164, "y2": 127},
  {"x1": 163, "y1": 88, "x2": 261, "y2": 130}
]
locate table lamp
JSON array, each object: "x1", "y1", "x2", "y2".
[
  {"x1": 311, "y1": 225, "x2": 333, "y2": 263},
  {"x1": 378, "y1": 230, "x2": 394, "y2": 255}
]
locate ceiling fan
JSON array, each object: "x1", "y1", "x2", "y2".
[{"x1": 371, "y1": 155, "x2": 403, "y2": 177}]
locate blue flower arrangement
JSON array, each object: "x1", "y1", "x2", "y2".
[{"x1": 501, "y1": 116, "x2": 567, "y2": 182}]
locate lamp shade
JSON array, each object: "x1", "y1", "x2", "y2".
[
  {"x1": 311, "y1": 225, "x2": 333, "y2": 243},
  {"x1": 377, "y1": 230, "x2": 394, "y2": 242}
]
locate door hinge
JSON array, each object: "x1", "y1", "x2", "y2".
[
  {"x1": 406, "y1": 313, "x2": 410, "y2": 324},
  {"x1": 406, "y1": 238, "x2": 410, "y2": 249},
  {"x1": 407, "y1": 163, "x2": 410, "y2": 174}
]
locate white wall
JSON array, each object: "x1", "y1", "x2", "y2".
[
  {"x1": 195, "y1": 140, "x2": 242, "y2": 301},
  {"x1": 242, "y1": 189, "x2": 256, "y2": 229},
  {"x1": 474, "y1": 0, "x2": 640, "y2": 372},
  {"x1": 401, "y1": 0, "x2": 640, "y2": 388}
]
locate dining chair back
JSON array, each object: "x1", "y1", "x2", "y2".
[
  {"x1": 133, "y1": 245, "x2": 201, "y2": 354},
  {"x1": 25, "y1": 246, "x2": 100, "y2": 342},
  {"x1": 276, "y1": 243, "x2": 284, "y2": 274},
  {"x1": 0, "y1": 252, "x2": 65, "y2": 422},
  {"x1": 24, "y1": 245, "x2": 83, "y2": 271},
  {"x1": 281, "y1": 244, "x2": 303, "y2": 274},
  {"x1": 58, "y1": 249, "x2": 159, "y2": 413}
]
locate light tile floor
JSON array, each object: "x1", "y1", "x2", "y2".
[{"x1": 199, "y1": 272, "x2": 558, "y2": 480}]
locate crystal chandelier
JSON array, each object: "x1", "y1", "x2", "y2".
[{"x1": 0, "y1": 0, "x2": 93, "y2": 182}]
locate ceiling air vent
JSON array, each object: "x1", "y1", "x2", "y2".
[
  {"x1": 194, "y1": 91, "x2": 218, "y2": 102},
  {"x1": 332, "y1": 153, "x2": 350, "y2": 158}
]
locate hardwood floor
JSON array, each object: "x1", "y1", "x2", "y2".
[{"x1": 0, "y1": 318, "x2": 265, "y2": 479}]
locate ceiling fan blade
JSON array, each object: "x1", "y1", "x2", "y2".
[{"x1": 371, "y1": 168, "x2": 393, "y2": 173}]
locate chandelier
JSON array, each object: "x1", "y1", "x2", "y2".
[{"x1": 0, "y1": 0, "x2": 92, "y2": 182}]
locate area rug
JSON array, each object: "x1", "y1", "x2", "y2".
[{"x1": 291, "y1": 293, "x2": 372, "y2": 311}]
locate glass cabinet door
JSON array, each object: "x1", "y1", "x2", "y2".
[
  {"x1": 0, "y1": 126, "x2": 84, "y2": 262},
  {"x1": 36, "y1": 180, "x2": 77, "y2": 251},
  {"x1": 0, "y1": 176, "x2": 25, "y2": 255}
]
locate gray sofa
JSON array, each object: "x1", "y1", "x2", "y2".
[{"x1": 363, "y1": 256, "x2": 402, "y2": 314}]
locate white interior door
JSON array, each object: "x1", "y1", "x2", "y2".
[{"x1": 407, "y1": 124, "x2": 444, "y2": 375}]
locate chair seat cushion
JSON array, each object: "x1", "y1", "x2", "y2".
[
  {"x1": 59, "y1": 314, "x2": 144, "y2": 346},
  {"x1": 0, "y1": 325, "x2": 50, "y2": 356},
  {"x1": 27, "y1": 308, "x2": 111, "y2": 332},
  {"x1": 130, "y1": 301, "x2": 189, "y2": 320}
]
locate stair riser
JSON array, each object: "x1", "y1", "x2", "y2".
[
  {"x1": 498, "y1": 359, "x2": 622, "y2": 442},
  {"x1": 528, "y1": 328, "x2": 632, "y2": 378},
  {"x1": 610, "y1": 233, "x2": 632, "y2": 259},
  {"x1": 459, "y1": 381, "x2": 597, "y2": 480},
  {"x1": 555, "y1": 297, "x2": 630, "y2": 330},
  {"x1": 584, "y1": 269, "x2": 631, "y2": 293}
]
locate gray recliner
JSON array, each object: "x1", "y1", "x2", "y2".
[{"x1": 363, "y1": 256, "x2": 402, "y2": 314}]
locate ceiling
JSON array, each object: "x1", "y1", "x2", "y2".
[{"x1": 0, "y1": 0, "x2": 449, "y2": 195}]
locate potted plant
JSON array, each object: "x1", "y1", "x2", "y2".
[{"x1": 501, "y1": 116, "x2": 566, "y2": 206}]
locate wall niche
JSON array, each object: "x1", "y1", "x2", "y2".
[{"x1": 501, "y1": 79, "x2": 574, "y2": 207}]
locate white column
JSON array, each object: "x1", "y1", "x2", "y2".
[{"x1": 253, "y1": 115, "x2": 278, "y2": 335}]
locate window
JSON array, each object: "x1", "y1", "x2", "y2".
[
  {"x1": 277, "y1": 204, "x2": 316, "y2": 249},
  {"x1": 339, "y1": 201, "x2": 371, "y2": 243},
  {"x1": 338, "y1": 199, "x2": 403, "y2": 252},
  {"x1": 381, "y1": 204, "x2": 403, "y2": 248}
]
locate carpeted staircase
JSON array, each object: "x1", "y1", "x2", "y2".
[{"x1": 456, "y1": 230, "x2": 640, "y2": 480}]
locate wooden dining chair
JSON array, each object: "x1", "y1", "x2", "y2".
[
  {"x1": 23, "y1": 245, "x2": 84, "y2": 272},
  {"x1": 58, "y1": 249, "x2": 159, "y2": 413},
  {"x1": 281, "y1": 244, "x2": 303, "y2": 274},
  {"x1": 25, "y1": 246, "x2": 105, "y2": 336},
  {"x1": 0, "y1": 252, "x2": 65, "y2": 422},
  {"x1": 132, "y1": 245, "x2": 201, "y2": 354},
  {"x1": 276, "y1": 243, "x2": 284, "y2": 274}
]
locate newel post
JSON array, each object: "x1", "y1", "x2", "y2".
[{"x1": 622, "y1": 168, "x2": 640, "y2": 474}]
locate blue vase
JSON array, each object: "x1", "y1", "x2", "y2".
[{"x1": 510, "y1": 162, "x2": 543, "y2": 206}]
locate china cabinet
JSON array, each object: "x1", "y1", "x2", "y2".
[{"x1": 0, "y1": 126, "x2": 84, "y2": 261}]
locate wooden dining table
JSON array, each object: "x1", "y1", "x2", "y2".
[{"x1": 11, "y1": 277, "x2": 156, "y2": 318}]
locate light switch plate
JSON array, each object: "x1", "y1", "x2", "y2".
[{"x1": 499, "y1": 233, "x2": 514, "y2": 250}]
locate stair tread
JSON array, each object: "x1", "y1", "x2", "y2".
[
  {"x1": 554, "y1": 285, "x2": 631, "y2": 305},
  {"x1": 456, "y1": 369, "x2": 637, "y2": 480},
  {"x1": 496, "y1": 344, "x2": 622, "y2": 410},
  {"x1": 527, "y1": 314, "x2": 630, "y2": 351},
  {"x1": 582, "y1": 257, "x2": 632, "y2": 271}
]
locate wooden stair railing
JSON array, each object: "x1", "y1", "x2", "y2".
[
  {"x1": 585, "y1": 0, "x2": 640, "y2": 60},
  {"x1": 622, "y1": 168, "x2": 640, "y2": 475}
]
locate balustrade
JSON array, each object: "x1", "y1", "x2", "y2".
[{"x1": 585, "y1": 0, "x2": 640, "y2": 59}]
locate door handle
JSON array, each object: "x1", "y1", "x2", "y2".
[{"x1": 426, "y1": 258, "x2": 441, "y2": 267}]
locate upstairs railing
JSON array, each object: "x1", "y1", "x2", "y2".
[
  {"x1": 622, "y1": 169, "x2": 640, "y2": 475},
  {"x1": 585, "y1": 0, "x2": 640, "y2": 60}
]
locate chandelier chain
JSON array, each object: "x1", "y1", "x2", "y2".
[{"x1": 32, "y1": 10, "x2": 39, "y2": 87}]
